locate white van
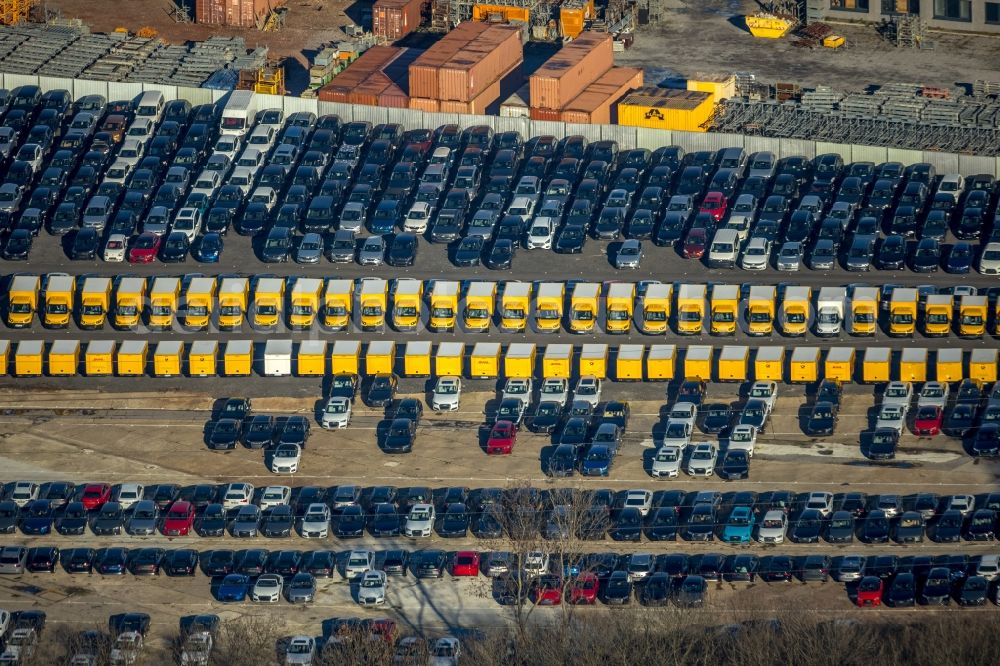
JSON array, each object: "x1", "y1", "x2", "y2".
[
  {"x1": 708, "y1": 229, "x2": 740, "y2": 269},
  {"x1": 134, "y1": 90, "x2": 165, "y2": 124}
]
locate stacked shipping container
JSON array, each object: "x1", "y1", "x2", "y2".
[
  {"x1": 316, "y1": 46, "x2": 419, "y2": 109},
  {"x1": 529, "y1": 32, "x2": 613, "y2": 111},
  {"x1": 195, "y1": 0, "x2": 283, "y2": 27},
  {"x1": 372, "y1": 0, "x2": 424, "y2": 41},
  {"x1": 561, "y1": 66, "x2": 643, "y2": 124}
]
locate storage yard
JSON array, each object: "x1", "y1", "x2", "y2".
[{"x1": 0, "y1": 0, "x2": 997, "y2": 657}]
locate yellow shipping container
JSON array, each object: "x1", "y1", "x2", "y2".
[
  {"x1": 470, "y1": 342, "x2": 501, "y2": 380},
  {"x1": 188, "y1": 340, "x2": 218, "y2": 377},
  {"x1": 686, "y1": 73, "x2": 737, "y2": 104},
  {"x1": 331, "y1": 340, "x2": 362, "y2": 376},
  {"x1": 296, "y1": 340, "x2": 327, "y2": 376},
  {"x1": 970, "y1": 349, "x2": 998, "y2": 383},
  {"x1": 935, "y1": 348, "x2": 963, "y2": 383},
  {"x1": 646, "y1": 344, "x2": 675, "y2": 381},
  {"x1": 684, "y1": 345, "x2": 712, "y2": 381},
  {"x1": 754, "y1": 346, "x2": 784, "y2": 382},
  {"x1": 505, "y1": 343, "x2": 537, "y2": 379},
  {"x1": 117, "y1": 340, "x2": 148, "y2": 376},
  {"x1": 15, "y1": 340, "x2": 44, "y2": 377},
  {"x1": 898, "y1": 348, "x2": 928, "y2": 383},
  {"x1": 154, "y1": 341, "x2": 184, "y2": 377},
  {"x1": 473, "y1": 4, "x2": 530, "y2": 22},
  {"x1": 48, "y1": 339, "x2": 80, "y2": 376},
  {"x1": 617, "y1": 88, "x2": 714, "y2": 132},
  {"x1": 790, "y1": 347, "x2": 820, "y2": 383},
  {"x1": 543, "y1": 344, "x2": 573, "y2": 379},
  {"x1": 615, "y1": 345, "x2": 644, "y2": 381},
  {"x1": 223, "y1": 340, "x2": 253, "y2": 376},
  {"x1": 718, "y1": 345, "x2": 749, "y2": 382},
  {"x1": 559, "y1": 6, "x2": 585, "y2": 38},
  {"x1": 366, "y1": 341, "x2": 396, "y2": 376},
  {"x1": 403, "y1": 341, "x2": 432, "y2": 377},
  {"x1": 0, "y1": 340, "x2": 9, "y2": 375},
  {"x1": 435, "y1": 342, "x2": 465, "y2": 377},
  {"x1": 825, "y1": 347, "x2": 855, "y2": 383},
  {"x1": 862, "y1": 347, "x2": 891, "y2": 383},
  {"x1": 579, "y1": 344, "x2": 609, "y2": 380},
  {"x1": 85, "y1": 340, "x2": 114, "y2": 376}
]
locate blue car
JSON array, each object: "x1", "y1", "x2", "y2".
[
  {"x1": 194, "y1": 232, "x2": 223, "y2": 263},
  {"x1": 20, "y1": 499, "x2": 53, "y2": 535},
  {"x1": 217, "y1": 573, "x2": 250, "y2": 602},
  {"x1": 721, "y1": 506, "x2": 756, "y2": 544},
  {"x1": 579, "y1": 444, "x2": 614, "y2": 477}
]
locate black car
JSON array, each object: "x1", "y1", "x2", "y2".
[
  {"x1": 63, "y1": 547, "x2": 96, "y2": 573},
  {"x1": 2, "y1": 229, "x2": 31, "y2": 259},
  {"x1": 163, "y1": 548, "x2": 199, "y2": 576},
  {"x1": 957, "y1": 575, "x2": 989, "y2": 606},
  {"x1": 262, "y1": 505, "x2": 295, "y2": 538},
  {"x1": 930, "y1": 509, "x2": 963, "y2": 542},
  {"x1": 943, "y1": 403, "x2": 977, "y2": 437},
  {"x1": 381, "y1": 549, "x2": 410, "y2": 577},
  {"x1": 700, "y1": 403, "x2": 732, "y2": 435},
  {"x1": 387, "y1": 232, "x2": 418, "y2": 267},
  {"x1": 260, "y1": 227, "x2": 292, "y2": 262},
  {"x1": 761, "y1": 555, "x2": 794, "y2": 582},
  {"x1": 109, "y1": 612, "x2": 150, "y2": 637},
  {"x1": 91, "y1": 502, "x2": 125, "y2": 535},
  {"x1": 945, "y1": 242, "x2": 973, "y2": 274},
  {"x1": 527, "y1": 401, "x2": 562, "y2": 434},
  {"x1": 329, "y1": 374, "x2": 359, "y2": 401},
  {"x1": 201, "y1": 549, "x2": 235, "y2": 576},
  {"x1": 56, "y1": 501, "x2": 88, "y2": 535},
  {"x1": 884, "y1": 572, "x2": 916, "y2": 607},
  {"x1": 206, "y1": 419, "x2": 241, "y2": 450},
  {"x1": 721, "y1": 554, "x2": 759, "y2": 583},
  {"x1": 438, "y1": 503, "x2": 470, "y2": 538},
  {"x1": 718, "y1": 450, "x2": 750, "y2": 480},
  {"x1": 824, "y1": 511, "x2": 854, "y2": 543},
  {"x1": 331, "y1": 504, "x2": 364, "y2": 538},
  {"x1": 453, "y1": 236, "x2": 484, "y2": 266},
  {"x1": 128, "y1": 547, "x2": 165, "y2": 575},
  {"x1": 911, "y1": 238, "x2": 941, "y2": 272},
  {"x1": 26, "y1": 546, "x2": 59, "y2": 573},
  {"x1": 868, "y1": 428, "x2": 899, "y2": 460},
  {"x1": 158, "y1": 231, "x2": 189, "y2": 262},
  {"x1": 368, "y1": 503, "x2": 401, "y2": 537},
  {"x1": 638, "y1": 572, "x2": 671, "y2": 607},
  {"x1": 0, "y1": 501, "x2": 18, "y2": 534},
  {"x1": 486, "y1": 239, "x2": 515, "y2": 269},
  {"x1": 876, "y1": 234, "x2": 906, "y2": 270},
  {"x1": 674, "y1": 575, "x2": 707, "y2": 607},
  {"x1": 383, "y1": 418, "x2": 416, "y2": 453},
  {"x1": 413, "y1": 549, "x2": 447, "y2": 578},
  {"x1": 602, "y1": 570, "x2": 632, "y2": 606},
  {"x1": 195, "y1": 504, "x2": 227, "y2": 537},
  {"x1": 547, "y1": 443, "x2": 579, "y2": 478},
  {"x1": 554, "y1": 224, "x2": 586, "y2": 253},
  {"x1": 241, "y1": 415, "x2": 274, "y2": 449},
  {"x1": 644, "y1": 507, "x2": 679, "y2": 541},
  {"x1": 217, "y1": 397, "x2": 252, "y2": 421},
  {"x1": 972, "y1": 424, "x2": 1000, "y2": 457},
  {"x1": 790, "y1": 509, "x2": 824, "y2": 543},
  {"x1": 608, "y1": 507, "x2": 643, "y2": 542},
  {"x1": 963, "y1": 509, "x2": 996, "y2": 541},
  {"x1": 95, "y1": 547, "x2": 129, "y2": 575},
  {"x1": 69, "y1": 227, "x2": 99, "y2": 259},
  {"x1": 920, "y1": 567, "x2": 952, "y2": 605},
  {"x1": 236, "y1": 549, "x2": 269, "y2": 577},
  {"x1": 804, "y1": 401, "x2": 837, "y2": 437},
  {"x1": 860, "y1": 509, "x2": 891, "y2": 543},
  {"x1": 301, "y1": 550, "x2": 336, "y2": 578}
]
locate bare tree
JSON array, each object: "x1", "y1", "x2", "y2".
[{"x1": 212, "y1": 615, "x2": 282, "y2": 666}]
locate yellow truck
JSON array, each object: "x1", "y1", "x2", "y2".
[
  {"x1": 149, "y1": 277, "x2": 181, "y2": 330},
  {"x1": 780, "y1": 286, "x2": 810, "y2": 336},
  {"x1": 709, "y1": 284, "x2": 739, "y2": 336},
  {"x1": 848, "y1": 287, "x2": 878, "y2": 337},
  {"x1": 359, "y1": 278, "x2": 388, "y2": 331},
  {"x1": 42, "y1": 275, "x2": 74, "y2": 329},
  {"x1": 429, "y1": 280, "x2": 459, "y2": 332},
  {"x1": 888, "y1": 287, "x2": 918, "y2": 337},
  {"x1": 113, "y1": 277, "x2": 146, "y2": 329},
  {"x1": 605, "y1": 283, "x2": 635, "y2": 334},
  {"x1": 464, "y1": 281, "x2": 496, "y2": 332},
  {"x1": 922, "y1": 294, "x2": 952, "y2": 337},
  {"x1": 253, "y1": 277, "x2": 285, "y2": 329},
  {"x1": 959, "y1": 294, "x2": 988, "y2": 338},
  {"x1": 639, "y1": 283, "x2": 671, "y2": 335},
  {"x1": 392, "y1": 279, "x2": 423, "y2": 331},
  {"x1": 79, "y1": 277, "x2": 112, "y2": 329},
  {"x1": 747, "y1": 285, "x2": 776, "y2": 336},
  {"x1": 323, "y1": 279, "x2": 353, "y2": 330},
  {"x1": 288, "y1": 278, "x2": 323, "y2": 330},
  {"x1": 500, "y1": 282, "x2": 531, "y2": 333},
  {"x1": 535, "y1": 282, "x2": 565, "y2": 333},
  {"x1": 569, "y1": 282, "x2": 600, "y2": 334},
  {"x1": 676, "y1": 284, "x2": 707, "y2": 335},
  {"x1": 217, "y1": 278, "x2": 249, "y2": 330},
  {"x1": 6, "y1": 275, "x2": 40, "y2": 328},
  {"x1": 183, "y1": 277, "x2": 216, "y2": 330}
]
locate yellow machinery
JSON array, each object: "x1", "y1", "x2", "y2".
[
  {"x1": 823, "y1": 35, "x2": 845, "y2": 48},
  {"x1": 745, "y1": 13, "x2": 796, "y2": 38},
  {"x1": 239, "y1": 60, "x2": 286, "y2": 96}
]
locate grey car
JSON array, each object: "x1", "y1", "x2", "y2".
[
  {"x1": 285, "y1": 572, "x2": 316, "y2": 603},
  {"x1": 126, "y1": 500, "x2": 160, "y2": 536},
  {"x1": 358, "y1": 236, "x2": 385, "y2": 266},
  {"x1": 231, "y1": 505, "x2": 261, "y2": 538},
  {"x1": 776, "y1": 241, "x2": 803, "y2": 271},
  {"x1": 144, "y1": 206, "x2": 171, "y2": 236},
  {"x1": 615, "y1": 239, "x2": 643, "y2": 269},
  {"x1": 0, "y1": 546, "x2": 26, "y2": 574},
  {"x1": 339, "y1": 202, "x2": 366, "y2": 233},
  {"x1": 295, "y1": 233, "x2": 324, "y2": 264},
  {"x1": 326, "y1": 229, "x2": 356, "y2": 263}
]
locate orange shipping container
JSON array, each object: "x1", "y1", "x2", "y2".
[
  {"x1": 372, "y1": 0, "x2": 423, "y2": 40},
  {"x1": 196, "y1": 0, "x2": 280, "y2": 27},
  {"x1": 530, "y1": 107, "x2": 562, "y2": 121},
  {"x1": 439, "y1": 76, "x2": 500, "y2": 114},
  {"x1": 558, "y1": 66, "x2": 642, "y2": 124},
  {"x1": 409, "y1": 97, "x2": 441, "y2": 112},
  {"x1": 529, "y1": 32, "x2": 613, "y2": 109},
  {"x1": 409, "y1": 23, "x2": 522, "y2": 101},
  {"x1": 319, "y1": 46, "x2": 416, "y2": 104},
  {"x1": 379, "y1": 81, "x2": 410, "y2": 108}
]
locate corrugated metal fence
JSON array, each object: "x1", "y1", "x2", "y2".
[{"x1": 7, "y1": 73, "x2": 998, "y2": 176}]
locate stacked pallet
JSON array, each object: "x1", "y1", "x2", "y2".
[
  {"x1": 316, "y1": 46, "x2": 420, "y2": 109},
  {"x1": 529, "y1": 32, "x2": 643, "y2": 123},
  {"x1": 408, "y1": 22, "x2": 523, "y2": 115}
]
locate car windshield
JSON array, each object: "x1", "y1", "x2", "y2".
[{"x1": 361, "y1": 578, "x2": 381, "y2": 588}]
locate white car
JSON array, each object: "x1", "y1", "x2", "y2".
[
  {"x1": 109, "y1": 631, "x2": 142, "y2": 665},
  {"x1": 284, "y1": 636, "x2": 316, "y2": 666},
  {"x1": 431, "y1": 376, "x2": 462, "y2": 411},
  {"x1": 667, "y1": 402, "x2": 698, "y2": 432},
  {"x1": 945, "y1": 494, "x2": 975, "y2": 516},
  {"x1": 344, "y1": 549, "x2": 375, "y2": 578},
  {"x1": 741, "y1": 237, "x2": 771, "y2": 270},
  {"x1": 501, "y1": 377, "x2": 533, "y2": 406},
  {"x1": 757, "y1": 510, "x2": 788, "y2": 544},
  {"x1": 259, "y1": 485, "x2": 292, "y2": 510},
  {"x1": 103, "y1": 233, "x2": 127, "y2": 262},
  {"x1": 978, "y1": 241, "x2": 1000, "y2": 275},
  {"x1": 686, "y1": 443, "x2": 718, "y2": 477},
  {"x1": 623, "y1": 489, "x2": 653, "y2": 516},
  {"x1": 8, "y1": 481, "x2": 38, "y2": 507},
  {"x1": 221, "y1": 482, "x2": 254, "y2": 510},
  {"x1": 112, "y1": 483, "x2": 144, "y2": 510},
  {"x1": 875, "y1": 404, "x2": 906, "y2": 434},
  {"x1": 748, "y1": 381, "x2": 778, "y2": 414},
  {"x1": 270, "y1": 444, "x2": 301, "y2": 474},
  {"x1": 0, "y1": 610, "x2": 10, "y2": 638},
  {"x1": 976, "y1": 554, "x2": 1000, "y2": 581},
  {"x1": 357, "y1": 570, "x2": 387, "y2": 606},
  {"x1": 403, "y1": 202, "x2": 431, "y2": 233},
  {"x1": 404, "y1": 503, "x2": 435, "y2": 537},
  {"x1": 917, "y1": 382, "x2": 950, "y2": 410},
  {"x1": 539, "y1": 377, "x2": 569, "y2": 407},
  {"x1": 526, "y1": 217, "x2": 556, "y2": 249},
  {"x1": 522, "y1": 551, "x2": 549, "y2": 576},
  {"x1": 251, "y1": 573, "x2": 283, "y2": 602},
  {"x1": 213, "y1": 133, "x2": 243, "y2": 161},
  {"x1": 804, "y1": 491, "x2": 834, "y2": 517},
  {"x1": 882, "y1": 381, "x2": 913, "y2": 410},
  {"x1": 179, "y1": 631, "x2": 213, "y2": 665},
  {"x1": 0, "y1": 628, "x2": 36, "y2": 664},
  {"x1": 651, "y1": 445, "x2": 682, "y2": 478},
  {"x1": 429, "y1": 637, "x2": 461, "y2": 666},
  {"x1": 661, "y1": 420, "x2": 692, "y2": 450},
  {"x1": 727, "y1": 424, "x2": 758, "y2": 456},
  {"x1": 573, "y1": 376, "x2": 602, "y2": 408},
  {"x1": 299, "y1": 503, "x2": 330, "y2": 538},
  {"x1": 171, "y1": 207, "x2": 203, "y2": 242},
  {"x1": 320, "y1": 396, "x2": 351, "y2": 429}
]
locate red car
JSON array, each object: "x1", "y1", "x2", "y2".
[
  {"x1": 128, "y1": 232, "x2": 161, "y2": 263},
  {"x1": 568, "y1": 572, "x2": 598, "y2": 605},
  {"x1": 162, "y1": 501, "x2": 195, "y2": 536},
  {"x1": 699, "y1": 191, "x2": 728, "y2": 222},
  {"x1": 683, "y1": 226, "x2": 708, "y2": 259},
  {"x1": 451, "y1": 551, "x2": 480, "y2": 577},
  {"x1": 486, "y1": 420, "x2": 517, "y2": 455},
  {"x1": 856, "y1": 575, "x2": 883, "y2": 607},
  {"x1": 531, "y1": 574, "x2": 563, "y2": 605},
  {"x1": 367, "y1": 619, "x2": 397, "y2": 644},
  {"x1": 80, "y1": 483, "x2": 112, "y2": 511},
  {"x1": 913, "y1": 405, "x2": 943, "y2": 436}
]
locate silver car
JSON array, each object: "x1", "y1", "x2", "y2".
[
  {"x1": 144, "y1": 206, "x2": 170, "y2": 236},
  {"x1": 320, "y1": 396, "x2": 351, "y2": 429},
  {"x1": 295, "y1": 233, "x2": 323, "y2": 264},
  {"x1": 0, "y1": 546, "x2": 26, "y2": 574},
  {"x1": 327, "y1": 229, "x2": 356, "y2": 263},
  {"x1": 776, "y1": 241, "x2": 803, "y2": 271},
  {"x1": 251, "y1": 573, "x2": 283, "y2": 603},
  {"x1": 358, "y1": 236, "x2": 385, "y2": 266},
  {"x1": 357, "y1": 570, "x2": 387, "y2": 606},
  {"x1": 126, "y1": 500, "x2": 160, "y2": 536},
  {"x1": 615, "y1": 239, "x2": 643, "y2": 269},
  {"x1": 299, "y1": 503, "x2": 330, "y2": 538},
  {"x1": 339, "y1": 202, "x2": 366, "y2": 233},
  {"x1": 231, "y1": 504, "x2": 261, "y2": 538},
  {"x1": 431, "y1": 376, "x2": 462, "y2": 411},
  {"x1": 285, "y1": 572, "x2": 316, "y2": 603}
]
